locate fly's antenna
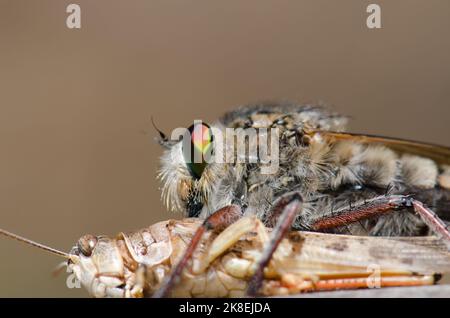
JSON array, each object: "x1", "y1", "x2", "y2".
[
  {"x1": 150, "y1": 116, "x2": 168, "y2": 142},
  {"x1": 0, "y1": 228, "x2": 71, "y2": 259}
]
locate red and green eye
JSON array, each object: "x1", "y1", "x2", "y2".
[{"x1": 182, "y1": 122, "x2": 213, "y2": 179}]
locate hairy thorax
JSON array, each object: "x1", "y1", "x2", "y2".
[{"x1": 158, "y1": 103, "x2": 449, "y2": 237}]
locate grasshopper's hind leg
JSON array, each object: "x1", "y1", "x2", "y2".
[
  {"x1": 153, "y1": 205, "x2": 242, "y2": 298},
  {"x1": 247, "y1": 192, "x2": 303, "y2": 296},
  {"x1": 275, "y1": 274, "x2": 438, "y2": 295}
]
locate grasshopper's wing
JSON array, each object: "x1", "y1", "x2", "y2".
[
  {"x1": 314, "y1": 131, "x2": 450, "y2": 165},
  {"x1": 274, "y1": 232, "x2": 450, "y2": 278}
]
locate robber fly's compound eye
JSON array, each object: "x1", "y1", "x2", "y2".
[
  {"x1": 77, "y1": 234, "x2": 98, "y2": 257},
  {"x1": 182, "y1": 122, "x2": 213, "y2": 179}
]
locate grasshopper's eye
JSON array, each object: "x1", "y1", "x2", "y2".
[
  {"x1": 77, "y1": 234, "x2": 98, "y2": 257},
  {"x1": 182, "y1": 122, "x2": 213, "y2": 179}
]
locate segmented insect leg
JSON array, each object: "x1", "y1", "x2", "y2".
[
  {"x1": 311, "y1": 195, "x2": 450, "y2": 247},
  {"x1": 152, "y1": 204, "x2": 242, "y2": 298},
  {"x1": 411, "y1": 199, "x2": 450, "y2": 246},
  {"x1": 247, "y1": 192, "x2": 303, "y2": 296},
  {"x1": 192, "y1": 216, "x2": 269, "y2": 274},
  {"x1": 307, "y1": 275, "x2": 436, "y2": 292}
]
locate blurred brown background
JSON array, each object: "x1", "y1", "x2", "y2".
[{"x1": 0, "y1": 0, "x2": 449, "y2": 297}]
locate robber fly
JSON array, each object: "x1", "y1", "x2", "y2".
[{"x1": 154, "y1": 102, "x2": 450, "y2": 296}]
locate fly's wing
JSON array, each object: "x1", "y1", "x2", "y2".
[
  {"x1": 313, "y1": 131, "x2": 450, "y2": 222},
  {"x1": 316, "y1": 131, "x2": 450, "y2": 165},
  {"x1": 271, "y1": 231, "x2": 450, "y2": 278}
]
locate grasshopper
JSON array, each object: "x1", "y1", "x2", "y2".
[{"x1": 1, "y1": 217, "x2": 449, "y2": 297}]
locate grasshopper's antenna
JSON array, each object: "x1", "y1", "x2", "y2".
[{"x1": 0, "y1": 228, "x2": 71, "y2": 259}]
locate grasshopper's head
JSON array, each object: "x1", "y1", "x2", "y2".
[
  {"x1": 0, "y1": 228, "x2": 145, "y2": 298},
  {"x1": 68, "y1": 234, "x2": 126, "y2": 297}
]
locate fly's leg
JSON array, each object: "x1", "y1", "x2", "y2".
[
  {"x1": 247, "y1": 192, "x2": 303, "y2": 296},
  {"x1": 153, "y1": 204, "x2": 242, "y2": 298},
  {"x1": 411, "y1": 199, "x2": 450, "y2": 246},
  {"x1": 311, "y1": 195, "x2": 450, "y2": 247}
]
